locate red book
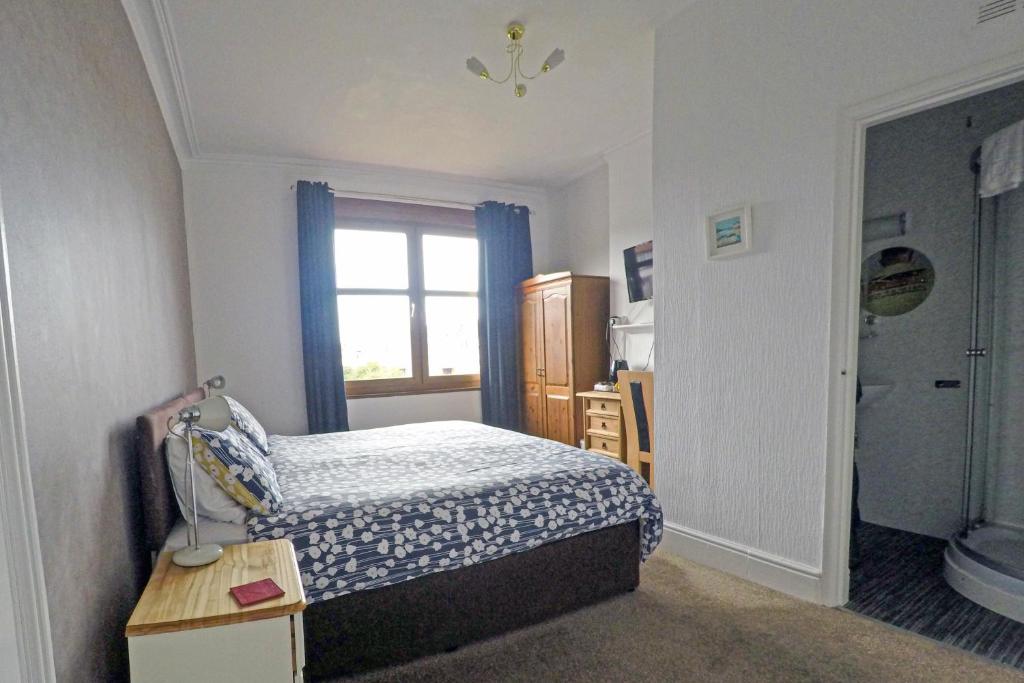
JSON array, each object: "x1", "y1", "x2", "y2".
[{"x1": 230, "y1": 577, "x2": 285, "y2": 607}]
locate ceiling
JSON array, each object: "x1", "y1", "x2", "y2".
[{"x1": 140, "y1": 0, "x2": 679, "y2": 187}]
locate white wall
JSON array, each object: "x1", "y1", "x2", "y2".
[
  {"x1": 654, "y1": 0, "x2": 1024, "y2": 578},
  {"x1": 608, "y1": 134, "x2": 654, "y2": 371},
  {"x1": 549, "y1": 164, "x2": 610, "y2": 277},
  {"x1": 347, "y1": 390, "x2": 482, "y2": 430},
  {"x1": 549, "y1": 134, "x2": 655, "y2": 373},
  {"x1": 183, "y1": 158, "x2": 551, "y2": 434}
]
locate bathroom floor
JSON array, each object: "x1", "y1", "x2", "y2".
[{"x1": 846, "y1": 522, "x2": 1024, "y2": 670}]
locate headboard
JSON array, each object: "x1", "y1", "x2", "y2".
[{"x1": 135, "y1": 386, "x2": 206, "y2": 553}]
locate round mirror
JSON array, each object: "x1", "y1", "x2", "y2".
[{"x1": 861, "y1": 247, "x2": 935, "y2": 316}]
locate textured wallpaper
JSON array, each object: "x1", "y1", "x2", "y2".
[
  {"x1": 652, "y1": 0, "x2": 1024, "y2": 572},
  {"x1": 0, "y1": 0, "x2": 195, "y2": 679}
]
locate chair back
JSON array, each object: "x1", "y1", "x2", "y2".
[{"x1": 618, "y1": 371, "x2": 654, "y2": 488}]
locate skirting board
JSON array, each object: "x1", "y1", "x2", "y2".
[{"x1": 660, "y1": 522, "x2": 823, "y2": 603}]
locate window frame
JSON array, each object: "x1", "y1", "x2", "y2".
[{"x1": 334, "y1": 201, "x2": 480, "y2": 399}]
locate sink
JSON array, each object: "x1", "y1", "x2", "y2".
[{"x1": 858, "y1": 384, "x2": 893, "y2": 408}]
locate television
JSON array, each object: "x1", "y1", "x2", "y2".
[{"x1": 624, "y1": 240, "x2": 653, "y2": 302}]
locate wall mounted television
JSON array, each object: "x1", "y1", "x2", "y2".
[{"x1": 624, "y1": 240, "x2": 653, "y2": 302}]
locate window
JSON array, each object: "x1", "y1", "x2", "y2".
[{"x1": 334, "y1": 199, "x2": 479, "y2": 397}]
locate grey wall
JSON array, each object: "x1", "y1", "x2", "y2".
[
  {"x1": 858, "y1": 81, "x2": 1024, "y2": 538},
  {"x1": 0, "y1": 0, "x2": 196, "y2": 679}
]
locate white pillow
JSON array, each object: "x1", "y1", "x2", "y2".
[{"x1": 165, "y1": 424, "x2": 246, "y2": 525}]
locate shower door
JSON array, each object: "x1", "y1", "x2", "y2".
[
  {"x1": 960, "y1": 191, "x2": 996, "y2": 533},
  {"x1": 961, "y1": 184, "x2": 1024, "y2": 539}
]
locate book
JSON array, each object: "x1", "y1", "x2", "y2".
[{"x1": 229, "y1": 577, "x2": 285, "y2": 607}]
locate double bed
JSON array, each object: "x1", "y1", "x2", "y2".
[{"x1": 137, "y1": 388, "x2": 662, "y2": 679}]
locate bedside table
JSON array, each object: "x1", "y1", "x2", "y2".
[
  {"x1": 126, "y1": 539, "x2": 306, "y2": 682},
  {"x1": 576, "y1": 391, "x2": 625, "y2": 462}
]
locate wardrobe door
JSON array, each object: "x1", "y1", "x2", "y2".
[
  {"x1": 520, "y1": 289, "x2": 545, "y2": 438},
  {"x1": 541, "y1": 285, "x2": 574, "y2": 445}
]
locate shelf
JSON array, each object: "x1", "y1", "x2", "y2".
[{"x1": 611, "y1": 322, "x2": 653, "y2": 331}]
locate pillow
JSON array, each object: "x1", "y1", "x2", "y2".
[
  {"x1": 224, "y1": 395, "x2": 270, "y2": 455},
  {"x1": 165, "y1": 426, "x2": 247, "y2": 525},
  {"x1": 191, "y1": 425, "x2": 283, "y2": 515}
]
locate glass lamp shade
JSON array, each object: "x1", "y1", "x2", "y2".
[
  {"x1": 543, "y1": 48, "x2": 565, "y2": 71},
  {"x1": 466, "y1": 57, "x2": 489, "y2": 78}
]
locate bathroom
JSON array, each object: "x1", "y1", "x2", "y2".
[{"x1": 848, "y1": 78, "x2": 1024, "y2": 667}]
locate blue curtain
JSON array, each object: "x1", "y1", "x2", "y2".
[
  {"x1": 476, "y1": 201, "x2": 533, "y2": 430},
  {"x1": 297, "y1": 180, "x2": 350, "y2": 433}
]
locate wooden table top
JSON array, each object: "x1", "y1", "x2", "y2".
[
  {"x1": 126, "y1": 539, "x2": 305, "y2": 637},
  {"x1": 576, "y1": 390, "x2": 621, "y2": 399}
]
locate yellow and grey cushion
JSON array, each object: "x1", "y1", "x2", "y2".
[{"x1": 191, "y1": 426, "x2": 282, "y2": 514}]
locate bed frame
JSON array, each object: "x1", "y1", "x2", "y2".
[{"x1": 136, "y1": 389, "x2": 640, "y2": 680}]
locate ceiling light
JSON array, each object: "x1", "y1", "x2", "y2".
[{"x1": 466, "y1": 23, "x2": 565, "y2": 98}]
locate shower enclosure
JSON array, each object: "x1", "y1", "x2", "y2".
[{"x1": 944, "y1": 132, "x2": 1024, "y2": 621}]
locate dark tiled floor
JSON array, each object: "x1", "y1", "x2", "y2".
[{"x1": 846, "y1": 522, "x2": 1024, "y2": 670}]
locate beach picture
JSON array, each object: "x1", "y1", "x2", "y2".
[
  {"x1": 714, "y1": 216, "x2": 742, "y2": 247},
  {"x1": 706, "y1": 205, "x2": 752, "y2": 259}
]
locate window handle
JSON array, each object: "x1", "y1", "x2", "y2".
[{"x1": 410, "y1": 302, "x2": 416, "y2": 318}]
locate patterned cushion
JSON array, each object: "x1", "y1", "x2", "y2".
[
  {"x1": 224, "y1": 395, "x2": 270, "y2": 455},
  {"x1": 191, "y1": 425, "x2": 282, "y2": 514}
]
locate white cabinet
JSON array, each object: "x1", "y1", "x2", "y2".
[
  {"x1": 128, "y1": 613, "x2": 304, "y2": 682},
  {"x1": 126, "y1": 540, "x2": 306, "y2": 682}
]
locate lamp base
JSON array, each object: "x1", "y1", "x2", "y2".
[{"x1": 172, "y1": 543, "x2": 224, "y2": 567}]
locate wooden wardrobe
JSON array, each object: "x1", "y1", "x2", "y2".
[{"x1": 519, "y1": 272, "x2": 609, "y2": 447}]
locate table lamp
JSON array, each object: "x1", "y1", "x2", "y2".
[{"x1": 170, "y1": 395, "x2": 231, "y2": 567}]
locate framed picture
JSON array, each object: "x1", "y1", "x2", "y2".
[{"x1": 706, "y1": 205, "x2": 752, "y2": 259}]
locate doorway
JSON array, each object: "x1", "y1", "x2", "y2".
[{"x1": 845, "y1": 78, "x2": 1024, "y2": 668}]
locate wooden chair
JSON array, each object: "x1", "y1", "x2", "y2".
[{"x1": 618, "y1": 371, "x2": 653, "y2": 489}]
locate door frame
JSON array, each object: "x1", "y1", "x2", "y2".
[
  {"x1": 0, "y1": 182, "x2": 55, "y2": 679},
  {"x1": 821, "y1": 51, "x2": 1024, "y2": 607}
]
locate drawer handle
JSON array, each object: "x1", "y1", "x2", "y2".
[
  {"x1": 601, "y1": 421, "x2": 607, "y2": 429},
  {"x1": 599, "y1": 403, "x2": 606, "y2": 410},
  {"x1": 601, "y1": 441, "x2": 607, "y2": 449}
]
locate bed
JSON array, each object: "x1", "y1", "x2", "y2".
[{"x1": 137, "y1": 389, "x2": 662, "y2": 680}]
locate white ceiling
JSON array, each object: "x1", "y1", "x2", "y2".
[{"x1": 140, "y1": 0, "x2": 679, "y2": 187}]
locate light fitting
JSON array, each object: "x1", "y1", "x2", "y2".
[
  {"x1": 466, "y1": 23, "x2": 564, "y2": 98},
  {"x1": 170, "y1": 396, "x2": 231, "y2": 568}
]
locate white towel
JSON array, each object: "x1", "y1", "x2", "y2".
[{"x1": 980, "y1": 119, "x2": 1024, "y2": 198}]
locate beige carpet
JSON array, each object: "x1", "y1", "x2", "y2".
[{"x1": 335, "y1": 551, "x2": 1024, "y2": 683}]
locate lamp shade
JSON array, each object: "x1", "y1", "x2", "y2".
[
  {"x1": 178, "y1": 395, "x2": 231, "y2": 432},
  {"x1": 543, "y1": 48, "x2": 565, "y2": 71},
  {"x1": 466, "y1": 56, "x2": 489, "y2": 78}
]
